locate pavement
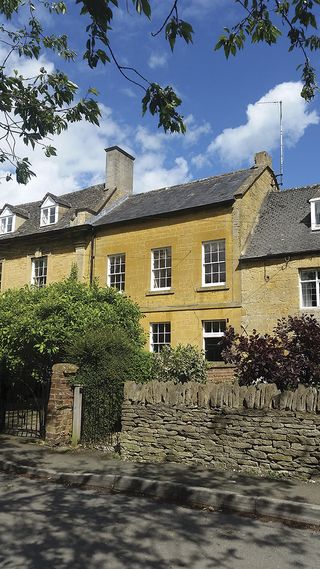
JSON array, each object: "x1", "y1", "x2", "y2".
[{"x1": 1, "y1": 434, "x2": 320, "y2": 528}]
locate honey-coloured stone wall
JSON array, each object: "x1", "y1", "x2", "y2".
[{"x1": 121, "y1": 381, "x2": 320, "y2": 480}]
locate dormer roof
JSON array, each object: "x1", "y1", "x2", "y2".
[
  {"x1": 40, "y1": 193, "x2": 71, "y2": 208},
  {"x1": 0, "y1": 204, "x2": 29, "y2": 219}
]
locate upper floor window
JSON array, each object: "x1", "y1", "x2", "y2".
[
  {"x1": 151, "y1": 247, "x2": 171, "y2": 290},
  {"x1": 300, "y1": 269, "x2": 320, "y2": 308},
  {"x1": 150, "y1": 322, "x2": 171, "y2": 353},
  {"x1": 40, "y1": 197, "x2": 58, "y2": 227},
  {"x1": 203, "y1": 320, "x2": 226, "y2": 361},
  {"x1": 0, "y1": 207, "x2": 15, "y2": 234},
  {"x1": 310, "y1": 198, "x2": 320, "y2": 231},
  {"x1": 202, "y1": 240, "x2": 226, "y2": 286},
  {"x1": 32, "y1": 256, "x2": 47, "y2": 288},
  {"x1": 108, "y1": 254, "x2": 125, "y2": 292}
]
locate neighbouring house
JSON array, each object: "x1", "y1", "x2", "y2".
[
  {"x1": 0, "y1": 146, "x2": 279, "y2": 361},
  {"x1": 241, "y1": 184, "x2": 320, "y2": 333}
]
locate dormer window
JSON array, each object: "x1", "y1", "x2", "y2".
[
  {"x1": 310, "y1": 198, "x2": 320, "y2": 230},
  {"x1": 0, "y1": 207, "x2": 15, "y2": 234},
  {"x1": 40, "y1": 197, "x2": 58, "y2": 227}
]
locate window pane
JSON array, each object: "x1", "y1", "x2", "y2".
[
  {"x1": 203, "y1": 240, "x2": 226, "y2": 285},
  {"x1": 204, "y1": 337, "x2": 223, "y2": 361},
  {"x1": 315, "y1": 202, "x2": 320, "y2": 225},
  {"x1": 108, "y1": 254, "x2": 125, "y2": 292},
  {"x1": 300, "y1": 270, "x2": 316, "y2": 281},
  {"x1": 152, "y1": 248, "x2": 172, "y2": 289},
  {"x1": 301, "y1": 281, "x2": 317, "y2": 307},
  {"x1": 151, "y1": 322, "x2": 171, "y2": 352}
]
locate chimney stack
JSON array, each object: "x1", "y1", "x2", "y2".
[
  {"x1": 105, "y1": 146, "x2": 135, "y2": 203},
  {"x1": 254, "y1": 151, "x2": 272, "y2": 168}
]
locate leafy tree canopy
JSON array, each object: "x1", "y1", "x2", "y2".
[
  {"x1": 1, "y1": 1, "x2": 319, "y2": 184},
  {"x1": 0, "y1": 274, "x2": 144, "y2": 382}
]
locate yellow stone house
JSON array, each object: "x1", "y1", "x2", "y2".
[
  {"x1": 0, "y1": 146, "x2": 279, "y2": 360},
  {"x1": 241, "y1": 184, "x2": 320, "y2": 334}
]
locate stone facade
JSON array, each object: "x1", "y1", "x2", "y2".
[
  {"x1": 121, "y1": 381, "x2": 320, "y2": 480},
  {"x1": 46, "y1": 363, "x2": 78, "y2": 442},
  {"x1": 241, "y1": 254, "x2": 320, "y2": 334}
]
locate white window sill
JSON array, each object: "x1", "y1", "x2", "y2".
[
  {"x1": 146, "y1": 289, "x2": 175, "y2": 296},
  {"x1": 197, "y1": 285, "x2": 229, "y2": 292}
]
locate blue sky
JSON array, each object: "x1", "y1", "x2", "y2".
[{"x1": 1, "y1": 0, "x2": 320, "y2": 205}]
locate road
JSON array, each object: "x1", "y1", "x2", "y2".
[{"x1": 0, "y1": 472, "x2": 319, "y2": 569}]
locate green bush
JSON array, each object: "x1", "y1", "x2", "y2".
[
  {"x1": 0, "y1": 274, "x2": 144, "y2": 383},
  {"x1": 67, "y1": 326, "x2": 152, "y2": 441},
  {"x1": 153, "y1": 344, "x2": 206, "y2": 384}
]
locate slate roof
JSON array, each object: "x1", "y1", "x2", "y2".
[
  {"x1": 0, "y1": 184, "x2": 106, "y2": 241},
  {"x1": 93, "y1": 166, "x2": 267, "y2": 227},
  {"x1": 242, "y1": 184, "x2": 320, "y2": 259}
]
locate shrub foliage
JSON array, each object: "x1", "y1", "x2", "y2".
[
  {"x1": 222, "y1": 314, "x2": 320, "y2": 390},
  {"x1": 152, "y1": 344, "x2": 207, "y2": 384},
  {"x1": 0, "y1": 275, "x2": 144, "y2": 383}
]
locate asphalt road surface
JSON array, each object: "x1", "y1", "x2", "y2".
[{"x1": 0, "y1": 472, "x2": 319, "y2": 569}]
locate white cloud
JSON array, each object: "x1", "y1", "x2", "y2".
[
  {"x1": 148, "y1": 52, "x2": 168, "y2": 69},
  {"x1": 209, "y1": 82, "x2": 319, "y2": 167},
  {"x1": 135, "y1": 126, "x2": 166, "y2": 152},
  {"x1": 134, "y1": 154, "x2": 190, "y2": 193},
  {"x1": 184, "y1": 114, "x2": 211, "y2": 145}
]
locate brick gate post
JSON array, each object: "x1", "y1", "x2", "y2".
[{"x1": 46, "y1": 363, "x2": 78, "y2": 443}]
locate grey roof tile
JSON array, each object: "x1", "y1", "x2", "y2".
[
  {"x1": 242, "y1": 184, "x2": 320, "y2": 259},
  {"x1": 93, "y1": 166, "x2": 266, "y2": 227},
  {"x1": 0, "y1": 184, "x2": 106, "y2": 241}
]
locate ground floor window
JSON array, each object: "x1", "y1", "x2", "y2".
[
  {"x1": 150, "y1": 322, "x2": 171, "y2": 353},
  {"x1": 203, "y1": 320, "x2": 226, "y2": 361},
  {"x1": 300, "y1": 269, "x2": 320, "y2": 307},
  {"x1": 32, "y1": 256, "x2": 47, "y2": 287}
]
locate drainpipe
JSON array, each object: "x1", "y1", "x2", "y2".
[{"x1": 89, "y1": 227, "x2": 95, "y2": 285}]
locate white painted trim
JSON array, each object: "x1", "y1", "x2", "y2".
[
  {"x1": 201, "y1": 240, "x2": 226, "y2": 287},
  {"x1": 151, "y1": 247, "x2": 172, "y2": 291}
]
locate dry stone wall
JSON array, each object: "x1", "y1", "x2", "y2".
[{"x1": 121, "y1": 381, "x2": 320, "y2": 479}]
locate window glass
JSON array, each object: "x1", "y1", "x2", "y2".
[
  {"x1": 203, "y1": 240, "x2": 226, "y2": 286},
  {"x1": 32, "y1": 257, "x2": 47, "y2": 287},
  {"x1": 152, "y1": 248, "x2": 171, "y2": 289},
  {"x1": 300, "y1": 269, "x2": 320, "y2": 308},
  {"x1": 108, "y1": 254, "x2": 126, "y2": 292},
  {"x1": 150, "y1": 322, "x2": 171, "y2": 352},
  {"x1": 203, "y1": 320, "x2": 226, "y2": 361}
]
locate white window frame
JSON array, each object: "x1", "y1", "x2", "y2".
[
  {"x1": 40, "y1": 197, "x2": 58, "y2": 227},
  {"x1": 31, "y1": 256, "x2": 48, "y2": 288},
  {"x1": 150, "y1": 322, "x2": 171, "y2": 353},
  {"x1": 202, "y1": 240, "x2": 226, "y2": 287},
  {"x1": 0, "y1": 207, "x2": 15, "y2": 234},
  {"x1": 300, "y1": 269, "x2": 320, "y2": 308},
  {"x1": 202, "y1": 320, "x2": 226, "y2": 361},
  {"x1": 310, "y1": 198, "x2": 320, "y2": 231},
  {"x1": 151, "y1": 247, "x2": 172, "y2": 290},
  {"x1": 107, "y1": 253, "x2": 126, "y2": 292}
]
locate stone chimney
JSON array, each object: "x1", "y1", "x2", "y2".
[
  {"x1": 105, "y1": 146, "x2": 135, "y2": 203},
  {"x1": 254, "y1": 151, "x2": 272, "y2": 168}
]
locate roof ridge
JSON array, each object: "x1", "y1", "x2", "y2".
[
  {"x1": 282, "y1": 183, "x2": 320, "y2": 193},
  {"x1": 133, "y1": 166, "x2": 259, "y2": 198}
]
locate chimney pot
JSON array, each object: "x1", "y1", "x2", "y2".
[
  {"x1": 105, "y1": 146, "x2": 135, "y2": 203},
  {"x1": 254, "y1": 151, "x2": 272, "y2": 168}
]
